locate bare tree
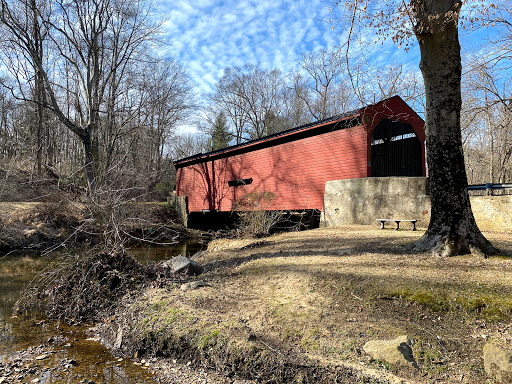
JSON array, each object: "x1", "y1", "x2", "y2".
[
  {"x1": 485, "y1": 1, "x2": 512, "y2": 62},
  {"x1": 210, "y1": 72, "x2": 248, "y2": 144},
  {"x1": 169, "y1": 132, "x2": 210, "y2": 160},
  {"x1": 210, "y1": 65, "x2": 287, "y2": 141},
  {"x1": 107, "y1": 60, "x2": 194, "y2": 181},
  {"x1": 145, "y1": 61, "x2": 194, "y2": 174},
  {"x1": 0, "y1": 0, "x2": 51, "y2": 176},
  {"x1": 372, "y1": 64, "x2": 425, "y2": 112},
  {"x1": 0, "y1": 0, "x2": 162, "y2": 193},
  {"x1": 285, "y1": 71, "x2": 314, "y2": 127},
  {"x1": 462, "y1": 58, "x2": 512, "y2": 184},
  {"x1": 296, "y1": 47, "x2": 357, "y2": 119},
  {"x1": 0, "y1": 83, "x2": 23, "y2": 159}
]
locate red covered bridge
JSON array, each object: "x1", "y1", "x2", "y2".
[{"x1": 173, "y1": 96, "x2": 426, "y2": 214}]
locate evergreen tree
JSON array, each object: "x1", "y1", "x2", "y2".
[{"x1": 211, "y1": 112, "x2": 231, "y2": 150}]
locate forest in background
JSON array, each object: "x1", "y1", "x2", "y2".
[{"x1": 0, "y1": 0, "x2": 510, "y2": 201}]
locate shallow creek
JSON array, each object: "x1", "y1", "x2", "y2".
[{"x1": 0, "y1": 240, "x2": 204, "y2": 383}]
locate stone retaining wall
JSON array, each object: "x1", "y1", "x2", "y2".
[
  {"x1": 168, "y1": 193, "x2": 188, "y2": 227},
  {"x1": 471, "y1": 195, "x2": 512, "y2": 233},
  {"x1": 322, "y1": 177, "x2": 511, "y2": 233}
]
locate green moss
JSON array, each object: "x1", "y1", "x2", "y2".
[
  {"x1": 198, "y1": 329, "x2": 224, "y2": 350},
  {"x1": 130, "y1": 302, "x2": 188, "y2": 340},
  {"x1": 150, "y1": 301, "x2": 166, "y2": 310},
  {"x1": 391, "y1": 288, "x2": 512, "y2": 322},
  {"x1": 318, "y1": 344, "x2": 344, "y2": 358},
  {"x1": 162, "y1": 308, "x2": 181, "y2": 325},
  {"x1": 300, "y1": 327, "x2": 322, "y2": 351},
  {"x1": 393, "y1": 289, "x2": 451, "y2": 312}
]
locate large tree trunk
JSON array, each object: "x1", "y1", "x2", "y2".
[{"x1": 411, "y1": 0, "x2": 496, "y2": 257}]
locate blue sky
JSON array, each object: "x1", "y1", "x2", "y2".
[
  {"x1": 158, "y1": 0, "x2": 500, "y2": 111},
  {"x1": 160, "y1": 0, "x2": 340, "y2": 97}
]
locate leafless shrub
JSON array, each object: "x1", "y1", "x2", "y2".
[
  {"x1": 78, "y1": 184, "x2": 182, "y2": 253},
  {"x1": 80, "y1": 186, "x2": 138, "y2": 252},
  {"x1": 233, "y1": 190, "x2": 283, "y2": 238}
]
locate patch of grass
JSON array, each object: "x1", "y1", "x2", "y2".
[
  {"x1": 339, "y1": 340, "x2": 357, "y2": 358},
  {"x1": 268, "y1": 300, "x2": 318, "y2": 342},
  {"x1": 150, "y1": 300, "x2": 166, "y2": 310},
  {"x1": 197, "y1": 329, "x2": 227, "y2": 351},
  {"x1": 390, "y1": 287, "x2": 512, "y2": 322},
  {"x1": 373, "y1": 359, "x2": 392, "y2": 371},
  {"x1": 119, "y1": 299, "x2": 373, "y2": 383},
  {"x1": 300, "y1": 327, "x2": 322, "y2": 351},
  {"x1": 414, "y1": 341, "x2": 447, "y2": 374},
  {"x1": 130, "y1": 301, "x2": 189, "y2": 340},
  {"x1": 318, "y1": 344, "x2": 345, "y2": 358},
  {"x1": 392, "y1": 289, "x2": 451, "y2": 312}
]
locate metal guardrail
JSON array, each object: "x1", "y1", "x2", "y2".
[{"x1": 468, "y1": 183, "x2": 512, "y2": 195}]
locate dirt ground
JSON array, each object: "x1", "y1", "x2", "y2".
[{"x1": 100, "y1": 225, "x2": 512, "y2": 383}]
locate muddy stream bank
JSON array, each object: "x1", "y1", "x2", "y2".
[{"x1": 0, "y1": 240, "x2": 204, "y2": 384}]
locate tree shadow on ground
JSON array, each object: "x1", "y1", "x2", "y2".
[{"x1": 201, "y1": 232, "x2": 512, "y2": 277}]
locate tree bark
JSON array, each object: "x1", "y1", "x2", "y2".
[
  {"x1": 31, "y1": 0, "x2": 44, "y2": 176},
  {"x1": 82, "y1": 131, "x2": 97, "y2": 193},
  {"x1": 412, "y1": 0, "x2": 497, "y2": 257}
]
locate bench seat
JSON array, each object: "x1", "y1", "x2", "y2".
[{"x1": 376, "y1": 219, "x2": 417, "y2": 231}]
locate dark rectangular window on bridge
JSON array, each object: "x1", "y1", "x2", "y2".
[{"x1": 228, "y1": 178, "x2": 253, "y2": 187}]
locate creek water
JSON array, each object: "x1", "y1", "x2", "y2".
[{"x1": 0, "y1": 239, "x2": 205, "y2": 383}]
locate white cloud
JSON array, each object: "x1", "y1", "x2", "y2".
[
  {"x1": 160, "y1": 0, "x2": 336, "y2": 98},
  {"x1": 159, "y1": 0, "x2": 490, "y2": 106},
  {"x1": 176, "y1": 124, "x2": 199, "y2": 135}
]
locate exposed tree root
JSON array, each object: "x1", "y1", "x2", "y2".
[{"x1": 411, "y1": 230, "x2": 498, "y2": 258}]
